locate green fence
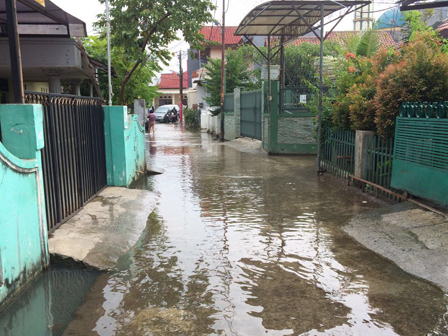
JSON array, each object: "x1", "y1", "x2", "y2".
[
  {"x1": 365, "y1": 135, "x2": 400, "y2": 200},
  {"x1": 319, "y1": 129, "x2": 355, "y2": 178},
  {"x1": 223, "y1": 93, "x2": 234, "y2": 114},
  {"x1": 391, "y1": 114, "x2": 448, "y2": 206},
  {"x1": 241, "y1": 89, "x2": 262, "y2": 140}
]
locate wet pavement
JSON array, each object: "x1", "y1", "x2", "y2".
[{"x1": 2, "y1": 124, "x2": 448, "y2": 336}]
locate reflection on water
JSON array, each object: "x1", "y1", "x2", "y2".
[
  {"x1": 0, "y1": 267, "x2": 99, "y2": 336},
  {"x1": 14, "y1": 125, "x2": 448, "y2": 336}
]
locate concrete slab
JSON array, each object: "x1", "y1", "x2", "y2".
[
  {"x1": 49, "y1": 187, "x2": 158, "y2": 271},
  {"x1": 224, "y1": 138, "x2": 266, "y2": 155},
  {"x1": 344, "y1": 202, "x2": 448, "y2": 291},
  {"x1": 147, "y1": 165, "x2": 165, "y2": 175}
]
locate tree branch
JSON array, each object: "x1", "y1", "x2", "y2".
[{"x1": 118, "y1": 12, "x2": 172, "y2": 105}]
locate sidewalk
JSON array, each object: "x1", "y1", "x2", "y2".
[
  {"x1": 344, "y1": 202, "x2": 448, "y2": 291},
  {"x1": 49, "y1": 187, "x2": 158, "y2": 271}
]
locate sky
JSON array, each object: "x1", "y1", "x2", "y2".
[{"x1": 51, "y1": 0, "x2": 397, "y2": 75}]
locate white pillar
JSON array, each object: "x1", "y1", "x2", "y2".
[{"x1": 48, "y1": 77, "x2": 61, "y2": 94}]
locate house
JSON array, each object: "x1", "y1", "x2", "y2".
[
  {"x1": 153, "y1": 71, "x2": 188, "y2": 109},
  {"x1": 0, "y1": 0, "x2": 105, "y2": 103},
  {"x1": 186, "y1": 26, "x2": 262, "y2": 114}
]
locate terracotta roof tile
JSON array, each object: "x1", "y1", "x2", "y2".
[
  {"x1": 286, "y1": 31, "x2": 396, "y2": 48},
  {"x1": 200, "y1": 26, "x2": 242, "y2": 45},
  {"x1": 158, "y1": 71, "x2": 188, "y2": 89}
]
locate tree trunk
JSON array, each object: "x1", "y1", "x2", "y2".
[{"x1": 118, "y1": 59, "x2": 142, "y2": 105}]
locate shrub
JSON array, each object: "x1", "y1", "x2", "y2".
[
  {"x1": 374, "y1": 32, "x2": 448, "y2": 139},
  {"x1": 184, "y1": 108, "x2": 199, "y2": 127},
  {"x1": 332, "y1": 54, "x2": 374, "y2": 129},
  {"x1": 347, "y1": 79, "x2": 377, "y2": 131}
]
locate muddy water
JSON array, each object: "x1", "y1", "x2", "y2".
[{"x1": 63, "y1": 125, "x2": 448, "y2": 336}]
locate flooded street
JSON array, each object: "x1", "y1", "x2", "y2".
[{"x1": 2, "y1": 124, "x2": 448, "y2": 336}]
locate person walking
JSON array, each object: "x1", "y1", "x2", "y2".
[{"x1": 148, "y1": 109, "x2": 156, "y2": 136}]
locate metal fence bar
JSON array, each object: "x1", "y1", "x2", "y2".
[
  {"x1": 25, "y1": 92, "x2": 107, "y2": 233},
  {"x1": 319, "y1": 129, "x2": 355, "y2": 178}
]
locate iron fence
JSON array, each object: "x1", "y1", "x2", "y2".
[
  {"x1": 25, "y1": 92, "x2": 107, "y2": 233},
  {"x1": 365, "y1": 135, "x2": 400, "y2": 200},
  {"x1": 319, "y1": 129, "x2": 355, "y2": 178},
  {"x1": 280, "y1": 86, "x2": 314, "y2": 113}
]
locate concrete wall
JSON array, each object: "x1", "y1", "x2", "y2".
[
  {"x1": 104, "y1": 106, "x2": 146, "y2": 187},
  {"x1": 0, "y1": 38, "x2": 85, "y2": 81},
  {"x1": 278, "y1": 117, "x2": 315, "y2": 144},
  {"x1": 263, "y1": 115, "x2": 269, "y2": 151},
  {"x1": 224, "y1": 114, "x2": 236, "y2": 140},
  {"x1": 0, "y1": 104, "x2": 49, "y2": 309},
  {"x1": 275, "y1": 116, "x2": 317, "y2": 154},
  {"x1": 209, "y1": 115, "x2": 220, "y2": 134}
]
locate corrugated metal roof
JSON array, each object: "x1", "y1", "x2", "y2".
[{"x1": 236, "y1": 0, "x2": 371, "y2": 38}]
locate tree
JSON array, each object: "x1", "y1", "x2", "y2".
[
  {"x1": 97, "y1": 0, "x2": 215, "y2": 105},
  {"x1": 341, "y1": 29, "x2": 381, "y2": 58},
  {"x1": 203, "y1": 46, "x2": 260, "y2": 113},
  {"x1": 252, "y1": 42, "x2": 340, "y2": 87},
  {"x1": 82, "y1": 36, "x2": 159, "y2": 107},
  {"x1": 402, "y1": 10, "x2": 435, "y2": 44}
]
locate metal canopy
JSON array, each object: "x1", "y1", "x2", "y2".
[
  {"x1": 236, "y1": 0, "x2": 370, "y2": 37},
  {"x1": 235, "y1": 0, "x2": 371, "y2": 167},
  {"x1": 399, "y1": 0, "x2": 448, "y2": 11},
  {"x1": 0, "y1": 0, "x2": 87, "y2": 37}
]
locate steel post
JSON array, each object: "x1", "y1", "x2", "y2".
[
  {"x1": 5, "y1": 0, "x2": 24, "y2": 104},
  {"x1": 317, "y1": 4, "x2": 325, "y2": 172}
]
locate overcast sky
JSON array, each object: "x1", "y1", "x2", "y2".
[{"x1": 52, "y1": 0, "x2": 397, "y2": 74}]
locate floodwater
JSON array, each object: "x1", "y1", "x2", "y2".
[{"x1": 2, "y1": 124, "x2": 448, "y2": 336}]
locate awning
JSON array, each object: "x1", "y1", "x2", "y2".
[
  {"x1": 399, "y1": 0, "x2": 448, "y2": 11},
  {"x1": 0, "y1": 0, "x2": 87, "y2": 37},
  {"x1": 236, "y1": 0, "x2": 371, "y2": 43},
  {"x1": 235, "y1": 0, "x2": 371, "y2": 169}
]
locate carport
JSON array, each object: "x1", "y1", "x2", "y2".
[
  {"x1": 0, "y1": 0, "x2": 87, "y2": 103},
  {"x1": 235, "y1": 0, "x2": 370, "y2": 159}
]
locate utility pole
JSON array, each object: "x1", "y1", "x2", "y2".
[
  {"x1": 220, "y1": 0, "x2": 225, "y2": 140},
  {"x1": 105, "y1": 0, "x2": 112, "y2": 105},
  {"x1": 6, "y1": 0, "x2": 24, "y2": 103},
  {"x1": 179, "y1": 51, "x2": 183, "y2": 124}
]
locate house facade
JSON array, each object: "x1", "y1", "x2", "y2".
[{"x1": 153, "y1": 71, "x2": 188, "y2": 109}]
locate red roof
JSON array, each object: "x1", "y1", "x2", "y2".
[
  {"x1": 284, "y1": 31, "x2": 396, "y2": 48},
  {"x1": 437, "y1": 21, "x2": 448, "y2": 38},
  {"x1": 200, "y1": 26, "x2": 242, "y2": 46},
  {"x1": 158, "y1": 71, "x2": 188, "y2": 89}
]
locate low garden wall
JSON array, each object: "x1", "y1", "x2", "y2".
[
  {"x1": 224, "y1": 114, "x2": 236, "y2": 140},
  {"x1": 104, "y1": 106, "x2": 146, "y2": 187},
  {"x1": 0, "y1": 104, "x2": 49, "y2": 309},
  {"x1": 277, "y1": 116, "x2": 316, "y2": 153}
]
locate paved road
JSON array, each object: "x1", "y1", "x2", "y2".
[{"x1": 5, "y1": 124, "x2": 445, "y2": 336}]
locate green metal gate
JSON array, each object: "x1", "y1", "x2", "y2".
[
  {"x1": 241, "y1": 90, "x2": 262, "y2": 140},
  {"x1": 391, "y1": 112, "x2": 448, "y2": 206}
]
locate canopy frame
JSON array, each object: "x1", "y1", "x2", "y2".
[{"x1": 235, "y1": 0, "x2": 371, "y2": 166}]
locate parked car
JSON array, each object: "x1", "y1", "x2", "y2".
[{"x1": 154, "y1": 105, "x2": 179, "y2": 123}]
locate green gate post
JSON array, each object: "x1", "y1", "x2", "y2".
[
  {"x1": 234, "y1": 88, "x2": 241, "y2": 138},
  {"x1": 269, "y1": 80, "x2": 280, "y2": 154}
]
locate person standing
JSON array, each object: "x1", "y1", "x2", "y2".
[{"x1": 148, "y1": 109, "x2": 156, "y2": 136}]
